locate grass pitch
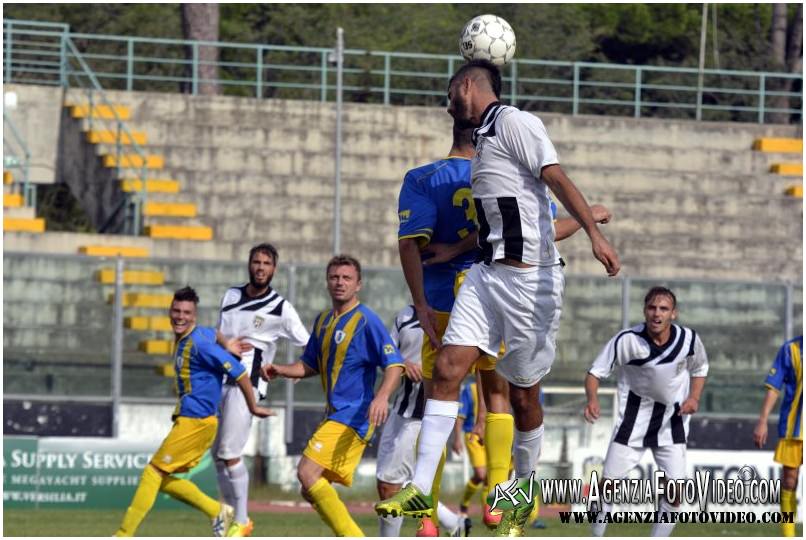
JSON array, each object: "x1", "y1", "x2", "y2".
[{"x1": 3, "y1": 508, "x2": 798, "y2": 537}]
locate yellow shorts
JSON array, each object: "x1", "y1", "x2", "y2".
[
  {"x1": 303, "y1": 420, "x2": 368, "y2": 487},
  {"x1": 465, "y1": 432, "x2": 486, "y2": 469},
  {"x1": 150, "y1": 415, "x2": 218, "y2": 474},
  {"x1": 774, "y1": 439, "x2": 803, "y2": 468}
]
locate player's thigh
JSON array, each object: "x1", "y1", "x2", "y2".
[
  {"x1": 303, "y1": 420, "x2": 368, "y2": 487},
  {"x1": 151, "y1": 416, "x2": 218, "y2": 474},
  {"x1": 443, "y1": 264, "x2": 501, "y2": 358},
  {"x1": 602, "y1": 442, "x2": 646, "y2": 479},
  {"x1": 213, "y1": 385, "x2": 255, "y2": 460},
  {"x1": 493, "y1": 264, "x2": 564, "y2": 388},
  {"x1": 376, "y1": 415, "x2": 422, "y2": 484},
  {"x1": 651, "y1": 444, "x2": 687, "y2": 480},
  {"x1": 421, "y1": 311, "x2": 451, "y2": 380}
]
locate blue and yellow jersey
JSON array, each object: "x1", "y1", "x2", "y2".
[
  {"x1": 301, "y1": 303, "x2": 404, "y2": 439},
  {"x1": 765, "y1": 336, "x2": 803, "y2": 440},
  {"x1": 459, "y1": 382, "x2": 480, "y2": 433},
  {"x1": 173, "y1": 326, "x2": 246, "y2": 419},
  {"x1": 398, "y1": 157, "x2": 477, "y2": 313}
]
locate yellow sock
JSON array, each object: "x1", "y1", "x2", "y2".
[
  {"x1": 781, "y1": 489, "x2": 796, "y2": 537},
  {"x1": 485, "y1": 413, "x2": 514, "y2": 501},
  {"x1": 461, "y1": 478, "x2": 483, "y2": 509},
  {"x1": 160, "y1": 475, "x2": 221, "y2": 518},
  {"x1": 430, "y1": 447, "x2": 447, "y2": 528},
  {"x1": 115, "y1": 465, "x2": 163, "y2": 536},
  {"x1": 309, "y1": 477, "x2": 364, "y2": 537}
]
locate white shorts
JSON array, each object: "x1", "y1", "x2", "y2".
[
  {"x1": 212, "y1": 384, "x2": 258, "y2": 460},
  {"x1": 602, "y1": 442, "x2": 687, "y2": 480},
  {"x1": 443, "y1": 262, "x2": 564, "y2": 388},
  {"x1": 375, "y1": 413, "x2": 422, "y2": 485}
]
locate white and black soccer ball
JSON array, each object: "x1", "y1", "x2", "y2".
[{"x1": 459, "y1": 14, "x2": 516, "y2": 66}]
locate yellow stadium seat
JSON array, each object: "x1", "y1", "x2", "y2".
[
  {"x1": 4, "y1": 193, "x2": 23, "y2": 208},
  {"x1": 784, "y1": 185, "x2": 803, "y2": 198},
  {"x1": 4, "y1": 217, "x2": 45, "y2": 233},
  {"x1": 79, "y1": 245, "x2": 150, "y2": 258},
  {"x1": 70, "y1": 104, "x2": 131, "y2": 120},
  {"x1": 121, "y1": 178, "x2": 181, "y2": 194},
  {"x1": 125, "y1": 316, "x2": 173, "y2": 331},
  {"x1": 143, "y1": 201, "x2": 197, "y2": 218},
  {"x1": 3, "y1": 171, "x2": 13, "y2": 185},
  {"x1": 139, "y1": 340, "x2": 173, "y2": 355},
  {"x1": 770, "y1": 163, "x2": 804, "y2": 176},
  {"x1": 156, "y1": 362, "x2": 176, "y2": 377},
  {"x1": 103, "y1": 154, "x2": 164, "y2": 169},
  {"x1": 107, "y1": 292, "x2": 173, "y2": 308},
  {"x1": 86, "y1": 130, "x2": 148, "y2": 145},
  {"x1": 96, "y1": 268, "x2": 165, "y2": 285},
  {"x1": 145, "y1": 224, "x2": 213, "y2": 241},
  {"x1": 753, "y1": 138, "x2": 803, "y2": 153}
]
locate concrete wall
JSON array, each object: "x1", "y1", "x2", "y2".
[
  {"x1": 3, "y1": 84, "x2": 62, "y2": 184},
  {"x1": 6, "y1": 83, "x2": 800, "y2": 282}
]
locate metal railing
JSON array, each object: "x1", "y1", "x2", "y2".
[
  {"x1": 3, "y1": 18, "x2": 802, "y2": 124},
  {"x1": 2, "y1": 109, "x2": 33, "y2": 207}
]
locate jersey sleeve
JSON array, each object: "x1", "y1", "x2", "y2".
[
  {"x1": 281, "y1": 301, "x2": 312, "y2": 348},
  {"x1": 686, "y1": 332, "x2": 709, "y2": 377},
  {"x1": 197, "y1": 328, "x2": 246, "y2": 381},
  {"x1": 588, "y1": 333, "x2": 621, "y2": 380},
  {"x1": 389, "y1": 313, "x2": 402, "y2": 348},
  {"x1": 366, "y1": 314, "x2": 405, "y2": 370},
  {"x1": 764, "y1": 342, "x2": 789, "y2": 391},
  {"x1": 300, "y1": 315, "x2": 321, "y2": 372},
  {"x1": 398, "y1": 172, "x2": 438, "y2": 243},
  {"x1": 498, "y1": 112, "x2": 559, "y2": 179}
]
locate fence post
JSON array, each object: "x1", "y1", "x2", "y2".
[
  {"x1": 446, "y1": 57, "x2": 455, "y2": 108},
  {"x1": 784, "y1": 282, "x2": 793, "y2": 342},
  {"x1": 320, "y1": 51, "x2": 328, "y2": 102},
  {"x1": 111, "y1": 256, "x2": 125, "y2": 438},
  {"x1": 634, "y1": 67, "x2": 642, "y2": 118},
  {"x1": 284, "y1": 265, "x2": 297, "y2": 445},
  {"x1": 126, "y1": 39, "x2": 134, "y2": 91},
  {"x1": 758, "y1": 74, "x2": 766, "y2": 124},
  {"x1": 256, "y1": 46, "x2": 263, "y2": 99},
  {"x1": 621, "y1": 276, "x2": 631, "y2": 330},
  {"x1": 572, "y1": 63, "x2": 580, "y2": 116},
  {"x1": 510, "y1": 60, "x2": 518, "y2": 106},
  {"x1": 192, "y1": 42, "x2": 199, "y2": 96},
  {"x1": 59, "y1": 32, "x2": 67, "y2": 86},
  {"x1": 383, "y1": 53, "x2": 391, "y2": 106}
]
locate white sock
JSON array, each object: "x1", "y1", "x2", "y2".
[
  {"x1": 650, "y1": 499, "x2": 676, "y2": 537},
  {"x1": 437, "y1": 502, "x2": 459, "y2": 532},
  {"x1": 378, "y1": 515, "x2": 403, "y2": 536},
  {"x1": 513, "y1": 425, "x2": 544, "y2": 480},
  {"x1": 215, "y1": 460, "x2": 235, "y2": 506},
  {"x1": 590, "y1": 500, "x2": 612, "y2": 537},
  {"x1": 411, "y1": 399, "x2": 459, "y2": 494},
  {"x1": 227, "y1": 460, "x2": 250, "y2": 525}
]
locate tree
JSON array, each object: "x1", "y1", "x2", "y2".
[
  {"x1": 768, "y1": 3, "x2": 802, "y2": 123},
  {"x1": 180, "y1": 3, "x2": 220, "y2": 95}
]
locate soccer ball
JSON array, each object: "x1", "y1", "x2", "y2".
[{"x1": 459, "y1": 14, "x2": 516, "y2": 66}]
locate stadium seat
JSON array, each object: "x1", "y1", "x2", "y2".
[
  {"x1": 4, "y1": 193, "x2": 23, "y2": 208},
  {"x1": 69, "y1": 103, "x2": 131, "y2": 120},
  {"x1": 96, "y1": 268, "x2": 165, "y2": 285},
  {"x1": 78, "y1": 245, "x2": 150, "y2": 257},
  {"x1": 120, "y1": 178, "x2": 180, "y2": 193},
  {"x1": 102, "y1": 154, "x2": 164, "y2": 169},
  {"x1": 3, "y1": 170, "x2": 13, "y2": 184},
  {"x1": 3, "y1": 217, "x2": 45, "y2": 233},
  {"x1": 770, "y1": 163, "x2": 804, "y2": 176},
  {"x1": 784, "y1": 185, "x2": 803, "y2": 198},
  {"x1": 143, "y1": 201, "x2": 198, "y2": 218},
  {"x1": 145, "y1": 224, "x2": 213, "y2": 241},
  {"x1": 752, "y1": 138, "x2": 803, "y2": 153},
  {"x1": 139, "y1": 339, "x2": 173, "y2": 355},
  {"x1": 85, "y1": 129, "x2": 148, "y2": 145},
  {"x1": 125, "y1": 316, "x2": 172, "y2": 331},
  {"x1": 107, "y1": 292, "x2": 173, "y2": 308},
  {"x1": 155, "y1": 362, "x2": 176, "y2": 377}
]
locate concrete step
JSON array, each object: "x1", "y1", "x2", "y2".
[{"x1": 3, "y1": 206, "x2": 35, "y2": 219}]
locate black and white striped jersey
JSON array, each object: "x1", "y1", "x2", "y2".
[
  {"x1": 389, "y1": 305, "x2": 426, "y2": 420},
  {"x1": 218, "y1": 284, "x2": 310, "y2": 398},
  {"x1": 471, "y1": 102, "x2": 561, "y2": 266},
  {"x1": 589, "y1": 323, "x2": 709, "y2": 448}
]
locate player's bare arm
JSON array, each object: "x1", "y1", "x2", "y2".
[
  {"x1": 235, "y1": 374, "x2": 275, "y2": 418},
  {"x1": 678, "y1": 376, "x2": 707, "y2": 415},
  {"x1": 399, "y1": 237, "x2": 441, "y2": 349},
  {"x1": 368, "y1": 365, "x2": 405, "y2": 426},
  {"x1": 261, "y1": 361, "x2": 317, "y2": 381},
  {"x1": 421, "y1": 230, "x2": 479, "y2": 266},
  {"x1": 554, "y1": 204, "x2": 612, "y2": 241},
  {"x1": 753, "y1": 388, "x2": 780, "y2": 448},
  {"x1": 541, "y1": 164, "x2": 621, "y2": 276},
  {"x1": 583, "y1": 372, "x2": 601, "y2": 423}
]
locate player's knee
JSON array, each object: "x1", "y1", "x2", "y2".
[{"x1": 782, "y1": 467, "x2": 799, "y2": 491}]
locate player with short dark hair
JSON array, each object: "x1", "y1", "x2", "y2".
[
  {"x1": 753, "y1": 335, "x2": 802, "y2": 537},
  {"x1": 584, "y1": 287, "x2": 708, "y2": 537},
  {"x1": 262, "y1": 256, "x2": 404, "y2": 536},
  {"x1": 213, "y1": 244, "x2": 309, "y2": 537},
  {"x1": 377, "y1": 58, "x2": 619, "y2": 536},
  {"x1": 114, "y1": 287, "x2": 273, "y2": 537}
]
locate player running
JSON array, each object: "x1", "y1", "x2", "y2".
[
  {"x1": 584, "y1": 286, "x2": 708, "y2": 537},
  {"x1": 262, "y1": 255, "x2": 404, "y2": 537},
  {"x1": 213, "y1": 243, "x2": 309, "y2": 537},
  {"x1": 114, "y1": 287, "x2": 273, "y2": 537}
]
